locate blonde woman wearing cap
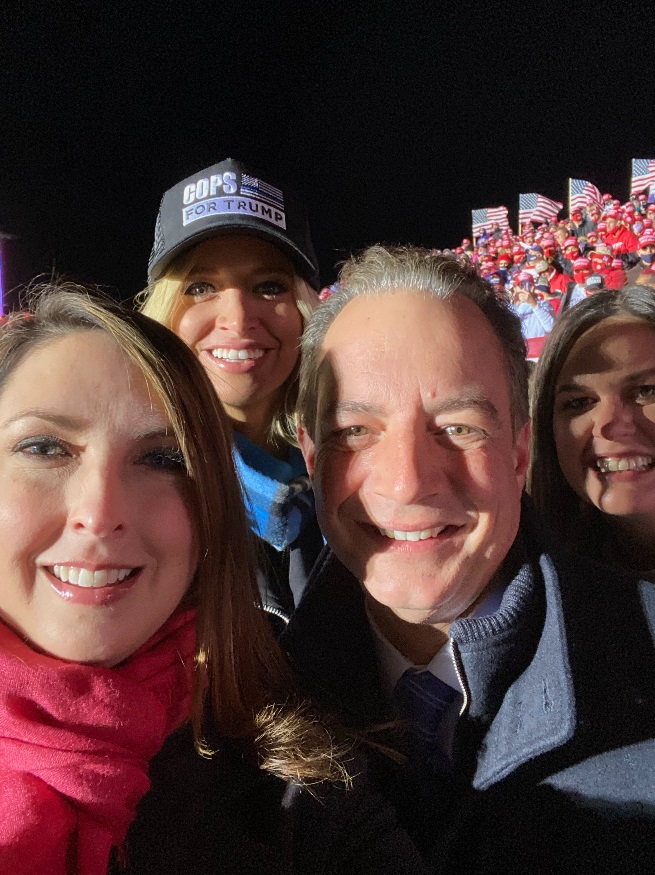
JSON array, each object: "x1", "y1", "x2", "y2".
[{"x1": 139, "y1": 160, "x2": 323, "y2": 627}]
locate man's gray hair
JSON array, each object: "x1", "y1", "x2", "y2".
[{"x1": 297, "y1": 245, "x2": 529, "y2": 437}]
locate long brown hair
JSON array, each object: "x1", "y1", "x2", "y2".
[
  {"x1": 0, "y1": 283, "x2": 348, "y2": 783},
  {"x1": 529, "y1": 284, "x2": 655, "y2": 553}
]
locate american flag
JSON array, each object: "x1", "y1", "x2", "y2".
[
  {"x1": 471, "y1": 206, "x2": 509, "y2": 236},
  {"x1": 630, "y1": 159, "x2": 655, "y2": 196},
  {"x1": 240, "y1": 174, "x2": 285, "y2": 209},
  {"x1": 569, "y1": 178, "x2": 602, "y2": 213},
  {"x1": 518, "y1": 193, "x2": 563, "y2": 225}
]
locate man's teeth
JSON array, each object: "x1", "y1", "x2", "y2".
[
  {"x1": 377, "y1": 526, "x2": 446, "y2": 541},
  {"x1": 211, "y1": 348, "x2": 265, "y2": 361},
  {"x1": 51, "y1": 566, "x2": 134, "y2": 588},
  {"x1": 595, "y1": 456, "x2": 655, "y2": 473}
]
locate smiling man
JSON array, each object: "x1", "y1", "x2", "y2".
[
  {"x1": 301, "y1": 277, "x2": 528, "y2": 662},
  {"x1": 283, "y1": 246, "x2": 655, "y2": 870}
]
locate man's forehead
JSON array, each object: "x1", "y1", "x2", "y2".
[
  {"x1": 322, "y1": 291, "x2": 460, "y2": 349},
  {"x1": 314, "y1": 290, "x2": 512, "y2": 419},
  {"x1": 320, "y1": 290, "x2": 492, "y2": 358}
]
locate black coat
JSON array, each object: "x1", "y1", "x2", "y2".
[
  {"x1": 112, "y1": 724, "x2": 432, "y2": 875},
  {"x1": 256, "y1": 515, "x2": 325, "y2": 635}
]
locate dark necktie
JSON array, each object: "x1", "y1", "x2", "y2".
[{"x1": 393, "y1": 668, "x2": 458, "y2": 771}]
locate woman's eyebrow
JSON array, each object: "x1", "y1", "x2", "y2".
[
  {"x1": 557, "y1": 367, "x2": 655, "y2": 395},
  {"x1": 625, "y1": 367, "x2": 655, "y2": 383},
  {"x1": 137, "y1": 428, "x2": 175, "y2": 441},
  {"x1": 555, "y1": 382, "x2": 585, "y2": 395},
  {"x1": 1, "y1": 412, "x2": 173, "y2": 439},
  {"x1": 0, "y1": 410, "x2": 85, "y2": 430}
]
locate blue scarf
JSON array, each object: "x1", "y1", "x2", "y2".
[{"x1": 233, "y1": 432, "x2": 316, "y2": 551}]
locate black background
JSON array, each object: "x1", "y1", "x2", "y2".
[{"x1": 1, "y1": 0, "x2": 652, "y2": 307}]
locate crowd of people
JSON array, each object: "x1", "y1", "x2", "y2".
[
  {"x1": 450, "y1": 194, "x2": 655, "y2": 358},
  {"x1": 1, "y1": 160, "x2": 655, "y2": 873}
]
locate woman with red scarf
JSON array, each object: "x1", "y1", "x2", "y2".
[{"x1": 0, "y1": 287, "x2": 367, "y2": 875}]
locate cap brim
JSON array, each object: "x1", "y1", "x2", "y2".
[{"x1": 149, "y1": 217, "x2": 319, "y2": 288}]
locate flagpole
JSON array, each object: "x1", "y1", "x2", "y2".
[{"x1": 568, "y1": 178, "x2": 571, "y2": 218}]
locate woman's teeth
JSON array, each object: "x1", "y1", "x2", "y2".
[
  {"x1": 377, "y1": 526, "x2": 446, "y2": 541},
  {"x1": 595, "y1": 456, "x2": 654, "y2": 473},
  {"x1": 51, "y1": 566, "x2": 134, "y2": 588},
  {"x1": 211, "y1": 348, "x2": 264, "y2": 361}
]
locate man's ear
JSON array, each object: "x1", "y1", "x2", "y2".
[
  {"x1": 297, "y1": 425, "x2": 316, "y2": 477},
  {"x1": 514, "y1": 420, "x2": 531, "y2": 489}
]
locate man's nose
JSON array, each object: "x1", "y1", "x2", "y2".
[{"x1": 368, "y1": 430, "x2": 440, "y2": 505}]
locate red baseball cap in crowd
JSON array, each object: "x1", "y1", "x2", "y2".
[
  {"x1": 604, "y1": 210, "x2": 619, "y2": 220},
  {"x1": 573, "y1": 256, "x2": 591, "y2": 270},
  {"x1": 639, "y1": 232, "x2": 655, "y2": 247}
]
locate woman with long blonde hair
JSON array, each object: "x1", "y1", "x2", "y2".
[{"x1": 139, "y1": 159, "x2": 324, "y2": 627}]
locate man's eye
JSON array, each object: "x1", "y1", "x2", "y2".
[
  {"x1": 335, "y1": 425, "x2": 368, "y2": 438},
  {"x1": 183, "y1": 281, "x2": 216, "y2": 298},
  {"x1": 329, "y1": 425, "x2": 371, "y2": 447},
  {"x1": 14, "y1": 436, "x2": 69, "y2": 458},
  {"x1": 142, "y1": 447, "x2": 187, "y2": 471},
  {"x1": 635, "y1": 385, "x2": 655, "y2": 404},
  {"x1": 443, "y1": 425, "x2": 473, "y2": 437}
]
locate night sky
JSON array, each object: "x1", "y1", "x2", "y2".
[{"x1": 1, "y1": 1, "x2": 653, "y2": 309}]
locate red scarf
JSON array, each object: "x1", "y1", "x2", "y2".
[{"x1": 0, "y1": 607, "x2": 196, "y2": 875}]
